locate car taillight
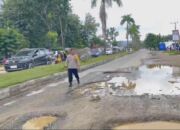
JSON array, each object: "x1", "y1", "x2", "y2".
[{"x1": 4, "y1": 59, "x2": 9, "y2": 64}]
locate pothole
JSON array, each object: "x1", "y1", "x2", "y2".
[
  {"x1": 22, "y1": 116, "x2": 57, "y2": 130},
  {"x1": 74, "y1": 65, "x2": 180, "y2": 99},
  {"x1": 113, "y1": 121, "x2": 180, "y2": 130}
]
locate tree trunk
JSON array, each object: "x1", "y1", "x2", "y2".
[
  {"x1": 126, "y1": 23, "x2": 129, "y2": 48},
  {"x1": 100, "y1": 0, "x2": 107, "y2": 50},
  {"x1": 59, "y1": 16, "x2": 65, "y2": 49}
]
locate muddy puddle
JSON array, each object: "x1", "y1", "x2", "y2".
[
  {"x1": 113, "y1": 121, "x2": 180, "y2": 130},
  {"x1": 22, "y1": 116, "x2": 57, "y2": 130},
  {"x1": 77, "y1": 65, "x2": 180, "y2": 98}
]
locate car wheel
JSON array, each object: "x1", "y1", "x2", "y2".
[
  {"x1": 28, "y1": 63, "x2": 33, "y2": 69},
  {"x1": 46, "y1": 60, "x2": 51, "y2": 65}
]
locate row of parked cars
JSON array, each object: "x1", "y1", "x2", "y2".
[
  {"x1": 1, "y1": 46, "x2": 126, "y2": 72},
  {"x1": 91, "y1": 46, "x2": 124, "y2": 57},
  {"x1": 3, "y1": 48, "x2": 53, "y2": 72}
]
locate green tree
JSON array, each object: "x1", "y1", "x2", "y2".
[
  {"x1": 129, "y1": 24, "x2": 140, "y2": 43},
  {"x1": 144, "y1": 33, "x2": 173, "y2": 49},
  {"x1": 144, "y1": 33, "x2": 160, "y2": 49},
  {"x1": 84, "y1": 13, "x2": 99, "y2": 45},
  {"x1": 1, "y1": 0, "x2": 100, "y2": 49},
  {"x1": 107, "y1": 27, "x2": 119, "y2": 42},
  {"x1": 90, "y1": 36, "x2": 105, "y2": 46},
  {"x1": 161, "y1": 35, "x2": 172, "y2": 41},
  {"x1": 120, "y1": 14, "x2": 135, "y2": 46},
  {"x1": 91, "y1": 0, "x2": 122, "y2": 42},
  {"x1": 0, "y1": 28, "x2": 28, "y2": 58},
  {"x1": 1, "y1": 0, "x2": 71, "y2": 48},
  {"x1": 65, "y1": 14, "x2": 84, "y2": 48},
  {"x1": 64, "y1": 13, "x2": 99, "y2": 48},
  {"x1": 46, "y1": 31, "x2": 58, "y2": 49}
]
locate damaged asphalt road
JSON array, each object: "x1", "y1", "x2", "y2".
[{"x1": 0, "y1": 49, "x2": 180, "y2": 129}]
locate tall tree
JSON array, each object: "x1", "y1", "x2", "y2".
[
  {"x1": 46, "y1": 31, "x2": 58, "y2": 49},
  {"x1": 83, "y1": 13, "x2": 99, "y2": 45},
  {"x1": 144, "y1": 33, "x2": 172, "y2": 49},
  {"x1": 91, "y1": 0, "x2": 122, "y2": 43},
  {"x1": 1, "y1": 0, "x2": 71, "y2": 48},
  {"x1": 120, "y1": 14, "x2": 135, "y2": 46},
  {"x1": 107, "y1": 27, "x2": 119, "y2": 42},
  {"x1": 129, "y1": 24, "x2": 141, "y2": 49},
  {"x1": 65, "y1": 14, "x2": 84, "y2": 48},
  {"x1": 129, "y1": 24, "x2": 140, "y2": 42},
  {"x1": 144, "y1": 33, "x2": 160, "y2": 49},
  {"x1": 0, "y1": 28, "x2": 28, "y2": 58}
]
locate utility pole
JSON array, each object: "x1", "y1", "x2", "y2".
[
  {"x1": 171, "y1": 21, "x2": 178, "y2": 30},
  {"x1": 171, "y1": 21, "x2": 179, "y2": 44}
]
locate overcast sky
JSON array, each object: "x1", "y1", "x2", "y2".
[{"x1": 71, "y1": 0, "x2": 180, "y2": 40}]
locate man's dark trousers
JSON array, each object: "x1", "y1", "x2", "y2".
[{"x1": 68, "y1": 69, "x2": 80, "y2": 86}]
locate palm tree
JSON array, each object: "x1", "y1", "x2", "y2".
[
  {"x1": 129, "y1": 24, "x2": 140, "y2": 42},
  {"x1": 107, "y1": 27, "x2": 119, "y2": 42},
  {"x1": 120, "y1": 14, "x2": 135, "y2": 46},
  {"x1": 91, "y1": 0, "x2": 122, "y2": 43},
  {"x1": 129, "y1": 24, "x2": 141, "y2": 49}
]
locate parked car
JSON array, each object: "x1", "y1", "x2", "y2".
[
  {"x1": 106, "y1": 48, "x2": 113, "y2": 55},
  {"x1": 113, "y1": 46, "x2": 125, "y2": 53},
  {"x1": 91, "y1": 48, "x2": 103, "y2": 57},
  {"x1": 125, "y1": 48, "x2": 133, "y2": 53},
  {"x1": 4, "y1": 48, "x2": 52, "y2": 72}
]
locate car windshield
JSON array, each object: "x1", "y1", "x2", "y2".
[{"x1": 16, "y1": 50, "x2": 34, "y2": 57}]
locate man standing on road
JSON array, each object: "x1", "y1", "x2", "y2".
[{"x1": 66, "y1": 48, "x2": 80, "y2": 87}]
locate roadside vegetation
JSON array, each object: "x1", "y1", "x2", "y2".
[
  {"x1": 144, "y1": 33, "x2": 172, "y2": 49},
  {"x1": 165, "y1": 51, "x2": 180, "y2": 55},
  {"x1": 0, "y1": 0, "x2": 142, "y2": 88},
  {"x1": 0, "y1": 52, "x2": 127, "y2": 89}
]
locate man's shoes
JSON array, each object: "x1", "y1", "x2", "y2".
[
  {"x1": 69, "y1": 83, "x2": 72, "y2": 87},
  {"x1": 77, "y1": 80, "x2": 80, "y2": 85}
]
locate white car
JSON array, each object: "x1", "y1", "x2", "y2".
[{"x1": 106, "y1": 48, "x2": 113, "y2": 55}]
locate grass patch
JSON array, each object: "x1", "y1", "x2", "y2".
[
  {"x1": 0, "y1": 52, "x2": 127, "y2": 89},
  {"x1": 165, "y1": 51, "x2": 180, "y2": 55}
]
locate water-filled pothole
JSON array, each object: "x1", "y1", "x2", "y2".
[
  {"x1": 22, "y1": 116, "x2": 57, "y2": 130},
  {"x1": 113, "y1": 121, "x2": 180, "y2": 130},
  {"x1": 76, "y1": 65, "x2": 180, "y2": 98}
]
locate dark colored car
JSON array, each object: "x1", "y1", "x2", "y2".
[{"x1": 4, "y1": 48, "x2": 52, "y2": 72}]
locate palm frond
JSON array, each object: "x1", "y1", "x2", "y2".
[
  {"x1": 105, "y1": 0, "x2": 112, "y2": 7},
  {"x1": 91, "y1": 0, "x2": 97, "y2": 8},
  {"x1": 113, "y1": 0, "x2": 123, "y2": 7},
  {"x1": 120, "y1": 14, "x2": 135, "y2": 25},
  {"x1": 120, "y1": 18, "x2": 125, "y2": 25}
]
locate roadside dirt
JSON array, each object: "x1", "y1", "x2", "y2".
[
  {"x1": 150, "y1": 51, "x2": 180, "y2": 67},
  {"x1": 0, "y1": 66, "x2": 6, "y2": 74},
  {"x1": 56, "y1": 51, "x2": 180, "y2": 129}
]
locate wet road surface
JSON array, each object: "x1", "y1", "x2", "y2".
[{"x1": 1, "y1": 50, "x2": 180, "y2": 129}]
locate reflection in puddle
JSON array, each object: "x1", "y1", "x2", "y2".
[
  {"x1": 114, "y1": 121, "x2": 180, "y2": 130},
  {"x1": 22, "y1": 116, "x2": 57, "y2": 130},
  {"x1": 147, "y1": 64, "x2": 172, "y2": 69},
  {"x1": 110, "y1": 65, "x2": 180, "y2": 95},
  {"x1": 78, "y1": 65, "x2": 180, "y2": 97},
  {"x1": 135, "y1": 65, "x2": 180, "y2": 95}
]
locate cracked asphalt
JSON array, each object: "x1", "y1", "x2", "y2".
[{"x1": 1, "y1": 49, "x2": 180, "y2": 129}]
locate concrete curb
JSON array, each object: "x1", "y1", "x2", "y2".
[{"x1": 0, "y1": 59, "x2": 114, "y2": 100}]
